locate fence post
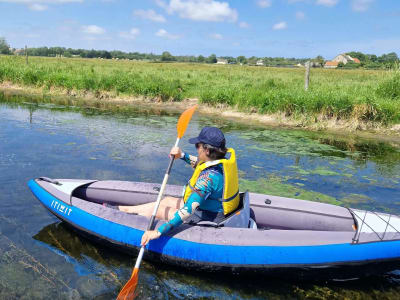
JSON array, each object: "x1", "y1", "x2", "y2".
[
  {"x1": 25, "y1": 45, "x2": 28, "y2": 65},
  {"x1": 304, "y1": 61, "x2": 310, "y2": 91}
]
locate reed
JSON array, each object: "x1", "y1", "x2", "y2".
[{"x1": 1, "y1": 55, "x2": 399, "y2": 125}]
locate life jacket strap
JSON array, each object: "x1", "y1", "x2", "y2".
[
  {"x1": 187, "y1": 182, "x2": 237, "y2": 202},
  {"x1": 218, "y1": 190, "x2": 239, "y2": 203}
]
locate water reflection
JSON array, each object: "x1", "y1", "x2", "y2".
[{"x1": 2, "y1": 90, "x2": 400, "y2": 299}]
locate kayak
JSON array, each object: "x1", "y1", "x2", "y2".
[{"x1": 28, "y1": 177, "x2": 400, "y2": 277}]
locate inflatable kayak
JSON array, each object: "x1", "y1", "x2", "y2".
[{"x1": 28, "y1": 177, "x2": 400, "y2": 277}]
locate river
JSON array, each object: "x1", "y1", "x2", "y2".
[{"x1": 1, "y1": 90, "x2": 400, "y2": 299}]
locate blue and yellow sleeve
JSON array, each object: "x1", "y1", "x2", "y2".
[{"x1": 157, "y1": 170, "x2": 215, "y2": 235}]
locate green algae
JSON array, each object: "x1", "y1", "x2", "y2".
[
  {"x1": 293, "y1": 281, "x2": 400, "y2": 300},
  {"x1": 310, "y1": 167, "x2": 341, "y2": 176},
  {"x1": 288, "y1": 165, "x2": 310, "y2": 175},
  {"x1": 341, "y1": 193, "x2": 374, "y2": 205},
  {"x1": 239, "y1": 177, "x2": 341, "y2": 205},
  {"x1": 242, "y1": 129, "x2": 351, "y2": 158},
  {"x1": 0, "y1": 229, "x2": 77, "y2": 300}
]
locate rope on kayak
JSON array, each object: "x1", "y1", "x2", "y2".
[{"x1": 350, "y1": 209, "x2": 400, "y2": 244}]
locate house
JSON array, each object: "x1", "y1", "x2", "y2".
[
  {"x1": 324, "y1": 53, "x2": 361, "y2": 69},
  {"x1": 332, "y1": 54, "x2": 361, "y2": 65},
  {"x1": 13, "y1": 48, "x2": 24, "y2": 55},
  {"x1": 324, "y1": 61, "x2": 339, "y2": 69},
  {"x1": 216, "y1": 58, "x2": 228, "y2": 64},
  {"x1": 256, "y1": 59, "x2": 264, "y2": 66}
]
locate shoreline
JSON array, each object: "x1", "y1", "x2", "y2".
[{"x1": 1, "y1": 81, "x2": 400, "y2": 143}]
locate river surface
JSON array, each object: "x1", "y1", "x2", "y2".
[{"x1": 1, "y1": 91, "x2": 400, "y2": 299}]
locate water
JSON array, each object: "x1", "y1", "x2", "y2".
[{"x1": 1, "y1": 91, "x2": 400, "y2": 299}]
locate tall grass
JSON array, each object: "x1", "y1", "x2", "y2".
[{"x1": 0, "y1": 55, "x2": 399, "y2": 124}]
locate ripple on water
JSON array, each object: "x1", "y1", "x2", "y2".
[{"x1": 2, "y1": 94, "x2": 400, "y2": 299}]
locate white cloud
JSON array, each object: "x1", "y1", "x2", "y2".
[
  {"x1": 82, "y1": 25, "x2": 105, "y2": 35},
  {"x1": 239, "y1": 21, "x2": 249, "y2": 28},
  {"x1": 316, "y1": 0, "x2": 338, "y2": 7},
  {"x1": 155, "y1": 28, "x2": 180, "y2": 39},
  {"x1": 210, "y1": 33, "x2": 223, "y2": 39},
  {"x1": 296, "y1": 11, "x2": 305, "y2": 19},
  {"x1": 257, "y1": 0, "x2": 272, "y2": 8},
  {"x1": 119, "y1": 28, "x2": 140, "y2": 39},
  {"x1": 133, "y1": 9, "x2": 166, "y2": 22},
  {"x1": 157, "y1": 0, "x2": 238, "y2": 22},
  {"x1": 351, "y1": 0, "x2": 373, "y2": 12},
  {"x1": 29, "y1": 3, "x2": 47, "y2": 10},
  {"x1": 273, "y1": 21, "x2": 287, "y2": 30}
]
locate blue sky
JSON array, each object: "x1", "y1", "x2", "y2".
[{"x1": 0, "y1": 0, "x2": 399, "y2": 59}]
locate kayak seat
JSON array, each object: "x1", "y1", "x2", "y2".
[{"x1": 196, "y1": 191, "x2": 252, "y2": 229}]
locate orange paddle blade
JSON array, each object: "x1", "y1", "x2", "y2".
[
  {"x1": 177, "y1": 105, "x2": 198, "y2": 138},
  {"x1": 117, "y1": 268, "x2": 139, "y2": 300}
]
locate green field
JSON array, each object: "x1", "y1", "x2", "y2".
[{"x1": 1, "y1": 55, "x2": 399, "y2": 125}]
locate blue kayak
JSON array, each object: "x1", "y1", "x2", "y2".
[{"x1": 28, "y1": 177, "x2": 400, "y2": 277}]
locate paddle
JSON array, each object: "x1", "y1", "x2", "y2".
[{"x1": 117, "y1": 104, "x2": 198, "y2": 300}]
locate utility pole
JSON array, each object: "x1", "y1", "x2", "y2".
[{"x1": 304, "y1": 61, "x2": 310, "y2": 91}]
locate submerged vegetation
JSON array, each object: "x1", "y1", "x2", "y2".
[{"x1": 1, "y1": 55, "x2": 400, "y2": 126}]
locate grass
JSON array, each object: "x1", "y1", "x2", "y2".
[{"x1": 1, "y1": 55, "x2": 400, "y2": 125}]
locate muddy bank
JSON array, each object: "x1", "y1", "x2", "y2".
[{"x1": 1, "y1": 82, "x2": 400, "y2": 142}]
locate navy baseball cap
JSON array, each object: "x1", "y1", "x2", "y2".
[{"x1": 189, "y1": 127, "x2": 226, "y2": 148}]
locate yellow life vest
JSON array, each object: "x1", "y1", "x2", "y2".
[{"x1": 183, "y1": 148, "x2": 240, "y2": 215}]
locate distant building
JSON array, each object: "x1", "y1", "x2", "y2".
[
  {"x1": 295, "y1": 63, "x2": 303, "y2": 68},
  {"x1": 324, "y1": 53, "x2": 361, "y2": 69},
  {"x1": 13, "y1": 48, "x2": 24, "y2": 55},
  {"x1": 324, "y1": 61, "x2": 339, "y2": 69},
  {"x1": 256, "y1": 59, "x2": 264, "y2": 66},
  {"x1": 216, "y1": 58, "x2": 228, "y2": 64},
  {"x1": 332, "y1": 54, "x2": 361, "y2": 64}
]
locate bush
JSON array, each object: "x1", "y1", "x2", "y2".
[{"x1": 376, "y1": 71, "x2": 400, "y2": 100}]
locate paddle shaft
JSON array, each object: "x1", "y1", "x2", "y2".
[{"x1": 133, "y1": 137, "x2": 180, "y2": 270}]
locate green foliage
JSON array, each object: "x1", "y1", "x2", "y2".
[
  {"x1": 161, "y1": 51, "x2": 175, "y2": 62},
  {"x1": 376, "y1": 66, "x2": 400, "y2": 100},
  {"x1": 0, "y1": 56, "x2": 400, "y2": 124},
  {"x1": 237, "y1": 56, "x2": 247, "y2": 64},
  {"x1": 0, "y1": 37, "x2": 11, "y2": 55},
  {"x1": 197, "y1": 55, "x2": 205, "y2": 63},
  {"x1": 338, "y1": 61, "x2": 361, "y2": 69},
  {"x1": 206, "y1": 54, "x2": 217, "y2": 64}
]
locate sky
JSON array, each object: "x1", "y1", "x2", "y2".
[{"x1": 0, "y1": 0, "x2": 399, "y2": 59}]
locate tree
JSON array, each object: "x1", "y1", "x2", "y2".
[
  {"x1": 197, "y1": 55, "x2": 205, "y2": 63},
  {"x1": 247, "y1": 56, "x2": 257, "y2": 65},
  {"x1": 161, "y1": 51, "x2": 175, "y2": 61},
  {"x1": 237, "y1": 56, "x2": 247, "y2": 64},
  {"x1": 206, "y1": 54, "x2": 217, "y2": 64},
  {"x1": 347, "y1": 51, "x2": 367, "y2": 62},
  {"x1": 0, "y1": 37, "x2": 11, "y2": 54},
  {"x1": 314, "y1": 55, "x2": 325, "y2": 65}
]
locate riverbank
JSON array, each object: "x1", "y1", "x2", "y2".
[
  {"x1": 2, "y1": 81, "x2": 400, "y2": 145},
  {"x1": 1, "y1": 56, "x2": 400, "y2": 126}
]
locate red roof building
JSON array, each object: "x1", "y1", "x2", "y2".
[{"x1": 324, "y1": 61, "x2": 339, "y2": 69}]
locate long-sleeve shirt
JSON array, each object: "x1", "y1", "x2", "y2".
[{"x1": 157, "y1": 152, "x2": 224, "y2": 235}]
